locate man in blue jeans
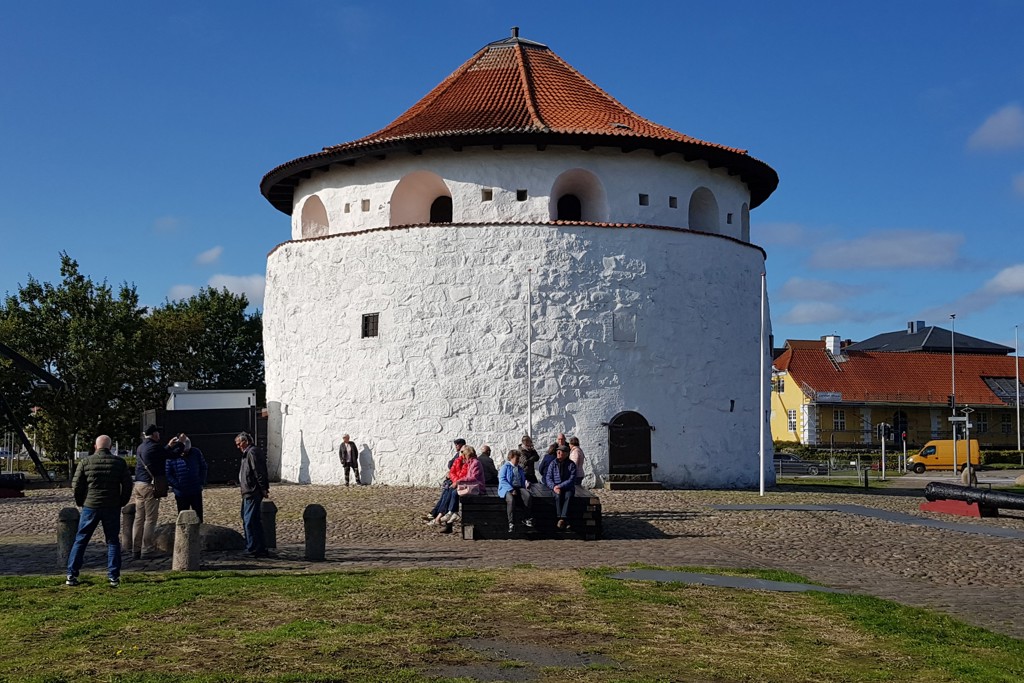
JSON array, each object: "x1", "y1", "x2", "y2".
[
  {"x1": 235, "y1": 432, "x2": 271, "y2": 558},
  {"x1": 66, "y1": 435, "x2": 134, "y2": 587}
]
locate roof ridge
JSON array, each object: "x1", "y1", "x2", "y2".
[
  {"x1": 514, "y1": 42, "x2": 547, "y2": 131},
  {"x1": 921, "y1": 326, "x2": 934, "y2": 347}
]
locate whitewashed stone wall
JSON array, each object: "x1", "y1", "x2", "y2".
[
  {"x1": 291, "y1": 147, "x2": 752, "y2": 241},
  {"x1": 264, "y1": 222, "x2": 775, "y2": 488}
]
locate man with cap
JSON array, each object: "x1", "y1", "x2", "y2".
[
  {"x1": 130, "y1": 424, "x2": 183, "y2": 560},
  {"x1": 66, "y1": 434, "x2": 133, "y2": 587},
  {"x1": 338, "y1": 434, "x2": 362, "y2": 486}
]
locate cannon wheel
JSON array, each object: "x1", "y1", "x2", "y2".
[
  {"x1": 913, "y1": 463, "x2": 925, "y2": 474},
  {"x1": 807, "y1": 465, "x2": 820, "y2": 476}
]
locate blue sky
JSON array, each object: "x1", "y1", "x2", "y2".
[{"x1": 2, "y1": 1, "x2": 1023, "y2": 350}]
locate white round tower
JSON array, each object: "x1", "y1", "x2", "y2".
[{"x1": 260, "y1": 30, "x2": 779, "y2": 488}]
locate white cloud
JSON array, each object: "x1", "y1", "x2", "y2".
[
  {"x1": 777, "y1": 277, "x2": 865, "y2": 302},
  {"x1": 780, "y1": 302, "x2": 854, "y2": 325},
  {"x1": 208, "y1": 274, "x2": 265, "y2": 307},
  {"x1": 195, "y1": 246, "x2": 223, "y2": 265},
  {"x1": 983, "y1": 264, "x2": 1024, "y2": 295},
  {"x1": 967, "y1": 103, "x2": 1024, "y2": 152},
  {"x1": 153, "y1": 216, "x2": 181, "y2": 234},
  {"x1": 168, "y1": 284, "x2": 198, "y2": 301},
  {"x1": 808, "y1": 231, "x2": 963, "y2": 269},
  {"x1": 754, "y1": 221, "x2": 807, "y2": 245},
  {"x1": 1013, "y1": 172, "x2": 1024, "y2": 197}
]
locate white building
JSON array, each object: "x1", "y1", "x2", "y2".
[{"x1": 259, "y1": 30, "x2": 778, "y2": 488}]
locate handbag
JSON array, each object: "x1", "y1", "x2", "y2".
[
  {"x1": 139, "y1": 454, "x2": 169, "y2": 498},
  {"x1": 456, "y1": 481, "x2": 482, "y2": 496}
]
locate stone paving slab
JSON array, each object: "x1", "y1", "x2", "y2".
[{"x1": 2, "y1": 483, "x2": 1023, "y2": 639}]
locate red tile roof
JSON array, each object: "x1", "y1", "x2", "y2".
[
  {"x1": 776, "y1": 343, "x2": 1023, "y2": 406},
  {"x1": 261, "y1": 33, "x2": 778, "y2": 215}
]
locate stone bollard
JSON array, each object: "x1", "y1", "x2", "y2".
[
  {"x1": 261, "y1": 500, "x2": 278, "y2": 549},
  {"x1": 961, "y1": 466, "x2": 978, "y2": 487},
  {"x1": 303, "y1": 504, "x2": 327, "y2": 561},
  {"x1": 57, "y1": 507, "x2": 80, "y2": 569},
  {"x1": 121, "y1": 503, "x2": 136, "y2": 552},
  {"x1": 172, "y1": 510, "x2": 202, "y2": 571}
]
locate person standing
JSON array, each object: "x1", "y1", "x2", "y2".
[
  {"x1": 338, "y1": 434, "x2": 362, "y2": 486},
  {"x1": 519, "y1": 435, "x2": 540, "y2": 483},
  {"x1": 568, "y1": 436, "x2": 586, "y2": 486},
  {"x1": 235, "y1": 431, "x2": 270, "y2": 558},
  {"x1": 165, "y1": 436, "x2": 208, "y2": 522},
  {"x1": 66, "y1": 435, "x2": 133, "y2": 587},
  {"x1": 130, "y1": 425, "x2": 183, "y2": 560}
]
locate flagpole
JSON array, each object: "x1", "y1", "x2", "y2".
[
  {"x1": 1016, "y1": 324, "x2": 1021, "y2": 465},
  {"x1": 526, "y1": 268, "x2": 534, "y2": 440},
  {"x1": 759, "y1": 272, "x2": 766, "y2": 496}
]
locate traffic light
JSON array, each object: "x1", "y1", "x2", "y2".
[{"x1": 947, "y1": 395, "x2": 954, "y2": 408}]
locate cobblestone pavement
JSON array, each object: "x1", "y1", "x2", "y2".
[{"x1": 2, "y1": 483, "x2": 1023, "y2": 639}]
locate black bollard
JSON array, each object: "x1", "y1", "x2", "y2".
[
  {"x1": 303, "y1": 504, "x2": 327, "y2": 561},
  {"x1": 261, "y1": 500, "x2": 278, "y2": 549},
  {"x1": 863, "y1": 468, "x2": 869, "y2": 489}
]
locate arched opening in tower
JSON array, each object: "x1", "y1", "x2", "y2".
[
  {"x1": 430, "y1": 195, "x2": 453, "y2": 223},
  {"x1": 557, "y1": 194, "x2": 582, "y2": 221}
]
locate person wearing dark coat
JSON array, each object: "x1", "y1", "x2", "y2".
[
  {"x1": 235, "y1": 431, "x2": 271, "y2": 558},
  {"x1": 130, "y1": 424, "x2": 183, "y2": 559},
  {"x1": 166, "y1": 437, "x2": 208, "y2": 522},
  {"x1": 537, "y1": 442, "x2": 558, "y2": 482},
  {"x1": 66, "y1": 435, "x2": 133, "y2": 587},
  {"x1": 338, "y1": 434, "x2": 362, "y2": 486},
  {"x1": 519, "y1": 435, "x2": 541, "y2": 483},
  {"x1": 543, "y1": 445, "x2": 577, "y2": 529}
]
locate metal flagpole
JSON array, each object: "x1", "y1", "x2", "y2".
[
  {"x1": 759, "y1": 272, "x2": 766, "y2": 496},
  {"x1": 1016, "y1": 324, "x2": 1021, "y2": 466},
  {"x1": 950, "y1": 314, "x2": 958, "y2": 473},
  {"x1": 526, "y1": 268, "x2": 534, "y2": 440}
]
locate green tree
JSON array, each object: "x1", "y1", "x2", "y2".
[
  {"x1": 145, "y1": 287, "x2": 264, "y2": 405},
  {"x1": 0, "y1": 253, "x2": 152, "y2": 470}
]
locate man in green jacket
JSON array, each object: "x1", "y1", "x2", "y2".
[{"x1": 66, "y1": 435, "x2": 133, "y2": 587}]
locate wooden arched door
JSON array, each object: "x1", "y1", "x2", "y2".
[{"x1": 607, "y1": 411, "x2": 653, "y2": 479}]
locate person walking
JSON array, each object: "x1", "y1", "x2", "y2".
[
  {"x1": 66, "y1": 435, "x2": 133, "y2": 587},
  {"x1": 165, "y1": 436, "x2": 208, "y2": 522},
  {"x1": 338, "y1": 434, "x2": 362, "y2": 486},
  {"x1": 130, "y1": 425, "x2": 183, "y2": 559},
  {"x1": 235, "y1": 432, "x2": 271, "y2": 558}
]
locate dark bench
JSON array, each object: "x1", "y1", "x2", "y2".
[
  {"x1": 458, "y1": 485, "x2": 602, "y2": 540},
  {"x1": 0, "y1": 472, "x2": 26, "y2": 498}
]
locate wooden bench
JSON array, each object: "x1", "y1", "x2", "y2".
[{"x1": 458, "y1": 485, "x2": 602, "y2": 540}]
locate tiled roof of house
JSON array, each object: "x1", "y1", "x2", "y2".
[
  {"x1": 261, "y1": 31, "x2": 778, "y2": 215},
  {"x1": 775, "y1": 341, "x2": 1023, "y2": 406}
]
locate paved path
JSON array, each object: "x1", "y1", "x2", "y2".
[{"x1": 2, "y1": 483, "x2": 1022, "y2": 639}]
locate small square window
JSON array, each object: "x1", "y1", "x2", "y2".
[
  {"x1": 727, "y1": 212, "x2": 734, "y2": 224},
  {"x1": 481, "y1": 188, "x2": 493, "y2": 202},
  {"x1": 344, "y1": 203, "x2": 351, "y2": 213},
  {"x1": 639, "y1": 193, "x2": 649, "y2": 206},
  {"x1": 669, "y1": 196, "x2": 677, "y2": 209},
  {"x1": 516, "y1": 189, "x2": 528, "y2": 201},
  {"x1": 361, "y1": 313, "x2": 379, "y2": 338},
  {"x1": 361, "y1": 199, "x2": 370, "y2": 212}
]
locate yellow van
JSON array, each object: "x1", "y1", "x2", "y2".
[{"x1": 908, "y1": 439, "x2": 980, "y2": 473}]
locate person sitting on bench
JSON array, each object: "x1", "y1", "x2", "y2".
[
  {"x1": 544, "y1": 444, "x2": 577, "y2": 529},
  {"x1": 498, "y1": 449, "x2": 533, "y2": 534},
  {"x1": 537, "y1": 442, "x2": 558, "y2": 482}
]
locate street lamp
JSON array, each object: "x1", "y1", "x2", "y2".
[
  {"x1": 950, "y1": 314, "x2": 958, "y2": 473},
  {"x1": 960, "y1": 406, "x2": 975, "y2": 486}
]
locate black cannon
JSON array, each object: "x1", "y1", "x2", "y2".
[{"x1": 924, "y1": 482, "x2": 1024, "y2": 517}]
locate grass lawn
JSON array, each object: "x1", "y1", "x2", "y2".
[{"x1": 1, "y1": 567, "x2": 1021, "y2": 683}]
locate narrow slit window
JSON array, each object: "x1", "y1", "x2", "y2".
[
  {"x1": 639, "y1": 193, "x2": 649, "y2": 206},
  {"x1": 516, "y1": 189, "x2": 528, "y2": 201},
  {"x1": 361, "y1": 313, "x2": 379, "y2": 338},
  {"x1": 481, "y1": 188, "x2": 493, "y2": 202},
  {"x1": 344, "y1": 203, "x2": 351, "y2": 214},
  {"x1": 727, "y1": 212, "x2": 734, "y2": 224},
  {"x1": 669, "y1": 196, "x2": 678, "y2": 209},
  {"x1": 361, "y1": 199, "x2": 370, "y2": 212}
]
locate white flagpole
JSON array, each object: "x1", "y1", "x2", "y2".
[
  {"x1": 527, "y1": 268, "x2": 534, "y2": 440},
  {"x1": 1016, "y1": 324, "x2": 1021, "y2": 465},
  {"x1": 759, "y1": 271, "x2": 766, "y2": 496}
]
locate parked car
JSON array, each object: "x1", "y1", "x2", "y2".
[{"x1": 774, "y1": 453, "x2": 827, "y2": 476}]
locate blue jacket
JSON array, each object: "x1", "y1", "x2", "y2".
[
  {"x1": 166, "y1": 447, "x2": 207, "y2": 497},
  {"x1": 497, "y1": 462, "x2": 528, "y2": 498},
  {"x1": 538, "y1": 453, "x2": 557, "y2": 480},
  {"x1": 543, "y1": 458, "x2": 577, "y2": 492},
  {"x1": 136, "y1": 438, "x2": 183, "y2": 483}
]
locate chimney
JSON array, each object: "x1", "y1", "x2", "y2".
[
  {"x1": 822, "y1": 335, "x2": 841, "y2": 357},
  {"x1": 908, "y1": 320, "x2": 926, "y2": 334},
  {"x1": 511, "y1": 26, "x2": 519, "y2": 38}
]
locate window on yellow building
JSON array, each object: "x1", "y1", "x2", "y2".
[
  {"x1": 1002, "y1": 413, "x2": 1013, "y2": 434},
  {"x1": 833, "y1": 410, "x2": 846, "y2": 432},
  {"x1": 787, "y1": 410, "x2": 797, "y2": 432}
]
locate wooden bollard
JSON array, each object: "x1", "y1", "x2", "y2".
[
  {"x1": 172, "y1": 510, "x2": 202, "y2": 571},
  {"x1": 303, "y1": 504, "x2": 327, "y2": 561},
  {"x1": 261, "y1": 500, "x2": 278, "y2": 549},
  {"x1": 57, "y1": 507, "x2": 80, "y2": 569},
  {"x1": 121, "y1": 503, "x2": 136, "y2": 552}
]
